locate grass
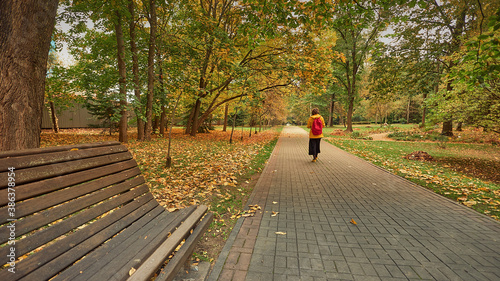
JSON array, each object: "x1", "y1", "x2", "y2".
[{"x1": 325, "y1": 131, "x2": 500, "y2": 220}]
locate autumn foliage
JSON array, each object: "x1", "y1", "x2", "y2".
[{"x1": 41, "y1": 128, "x2": 279, "y2": 211}]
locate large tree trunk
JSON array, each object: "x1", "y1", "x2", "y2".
[
  {"x1": 115, "y1": 10, "x2": 128, "y2": 143},
  {"x1": 0, "y1": 0, "x2": 59, "y2": 151},
  {"x1": 128, "y1": 0, "x2": 144, "y2": 141},
  {"x1": 145, "y1": 0, "x2": 156, "y2": 141}
]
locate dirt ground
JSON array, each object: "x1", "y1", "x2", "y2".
[{"x1": 193, "y1": 172, "x2": 261, "y2": 266}]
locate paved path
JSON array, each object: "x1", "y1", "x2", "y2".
[{"x1": 209, "y1": 126, "x2": 500, "y2": 281}]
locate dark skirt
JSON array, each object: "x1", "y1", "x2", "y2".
[{"x1": 309, "y1": 138, "x2": 321, "y2": 156}]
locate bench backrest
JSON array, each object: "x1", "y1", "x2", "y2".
[{"x1": 0, "y1": 141, "x2": 158, "y2": 278}]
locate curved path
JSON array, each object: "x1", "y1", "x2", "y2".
[{"x1": 209, "y1": 126, "x2": 500, "y2": 281}]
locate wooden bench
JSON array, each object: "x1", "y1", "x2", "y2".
[{"x1": 0, "y1": 141, "x2": 213, "y2": 281}]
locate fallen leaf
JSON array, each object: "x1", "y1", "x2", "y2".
[
  {"x1": 271, "y1": 211, "x2": 279, "y2": 217},
  {"x1": 129, "y1": 267, "x2": 136, "y2": 276},
  {"x1": 275, "y1": 231, "x2": 286, "y2": 235},
  {"x1": 350, "y1": 219, "x2": 357, "y2": 225}
]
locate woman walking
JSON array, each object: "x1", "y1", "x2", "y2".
[{"x1": 307, "y1": 108, "x2": 325, "y2": 162}]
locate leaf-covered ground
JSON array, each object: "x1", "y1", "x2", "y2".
[{"x1": 40, "y1": 127, "x2": 280, "y2": 261}]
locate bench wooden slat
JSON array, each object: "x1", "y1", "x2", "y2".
[
  {"x1": 0, "y1": 167, "x2": 142, "y2": 223},
  {"x1": 21, "y1": 198, "x2": 160, "y2": 281},
  {"x1": 0, "y1": 176, "x2": 146, "y2": 244},
  {"x1": 0, "y1": 142, "x2": 211, "y2": 281},
  {"x1": 0, "y1": 144, "x2": 128, "y2": 171},
  {"x1": 155, "y1": 212, "x2": 214, "y2": 281},
  {"x1": 0, "y1": 141, "x2": 120, "y2": 159},
  {"x1": 0, "y1": 185, "x2": 150, "y2": 263},
  {"x1": 52, "y1": 205, "x2": 168, "y2": 281},
  {"x1": 72, "y1": 207, "x2": 196, "y2": 281},
  {"x1": 0, "y1": 159, "x2": 138, "y2": 206},
  {"x1": 128, "y1": 205, "x2": 209, "y2": 281},
  {"x1": 3, "y1": 193, "x2": 156, "y2": 281}
]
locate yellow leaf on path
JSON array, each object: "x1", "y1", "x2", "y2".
[
  {"x1": 70, "y1": 148, "x2": 79, "y2": 151},
  {"x1": 129, "y1": 267, "x2": 136, "y2": 276},
  {"x1": 272, "y1": 201, "x2": 278, "y2": 204},
  {"x1": 275, "y1": 232, "x2": 286, "y2": 235},
  {"x1": 350, "y1": 219, "x2": 357, "y2": 225},
  {"x1": 271, "y1": 211, "x2": 279, "y2": 217}
]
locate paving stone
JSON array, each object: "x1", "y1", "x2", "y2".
[{"x1": 209, "y1": 126, "x2": 500, "y2": 281}]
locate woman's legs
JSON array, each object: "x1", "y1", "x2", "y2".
[{"x1": 309, "y1": 138, "x2": 321, "y2": 161}]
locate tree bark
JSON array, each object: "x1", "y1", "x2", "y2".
[
  {"x1": 328, "y1": 93, "x2": 335, "y2": 127},
  {"x1": 441, "y1": 8, "x2": 467, "y2": 137},
  {"x1": 223, "y1": 103, "x2": 229, "y2": 132},
  {"x1": 190, "y1": 99, "x2": 202, "y2": 136},
  {"x1": 406, "y1": 96, "x2": 411, "y2": 124},
  {"x1": 145, "y1": 0, "x2": 157, "y2": 141},
  {"x1": 128, "y1": 0, "x2": 144, "y2": 141},
  {"x1": 346, "y1": 99, "x2": 354, "y2": 132},
  {"x1": 160, "y1": 106, "x2": 166, "y2": 136},
  {"x1": 115, "y1": 10, "x2": 128, "y2": 143},
  {"x1": 49, "y1": 101, "x2": 59, "y2": 133},
  {"x1": 0, "y1": 0, "x2": 59, "y2": 151},
  {"x1": 421, "y1": 92, "x2": 427, "y2": 127}
]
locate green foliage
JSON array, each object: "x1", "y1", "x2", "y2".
[
  {"x1": 440, "y1": 7, "x2": 500, "y2": 133},
  {"x1": 45, "y1": 63, "x2": 81, "y2": 114}
]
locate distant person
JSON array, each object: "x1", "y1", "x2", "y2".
[{"x1": 307, "y1": 108, "x2": 325, "y2": 162}]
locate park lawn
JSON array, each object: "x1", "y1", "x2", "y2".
[
  {"x1": 325, "y1": 136, "x2": 500, "y2": 221},
  {"x1": 41, "y1": 127, "x2": 280, "y2": 261}
]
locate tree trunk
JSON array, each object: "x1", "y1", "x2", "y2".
[
  {"x1": 49, "y1": 101, "x2": 59, "y2": 133},
  {"x1": 440, "y1": 8, "x2": 467, "y2": 137},
  {"x1": 421, "y1": 92, "x2": 427, "y2": 128},
  {"x1": 406, "y1": 96, "x2": 411, "y2": 124},
  {"x1": 145, "y1": 0, "x2": 156, "y2": 141},
  {"x1": 153, "y1": 116, "x2": 159, "y2": 134},
  {"x1": 441, "y1": 83, "x2": 454, "y2": 136},
  {"x1": 346, "y1": 101, "x2": 354, "y2": 132},
  {"x1": 128, "y1": 0, "x2": 144, "y2": 140},
  {"x1": 190, "y1": 99, "x2": 201, "y2": 136},
  {"x1": 456, "y1": 122, "x2": 463, "y2": 131},
  {"x1": 157, "y1": 54, "x2": 166, "y2": 136},
  {"x1": 185, "y1": 105, "x2": 195, "y2": 134},
  {"x1": 115, "y1": 10, "x2": 128, "y2": 143},
  {"x1": 166, "y1": 93, "x2": 182, "y2": 168},
  {"x1": 442, "y1": 121, "x2": 453, "y2": 136},
  {"x1": 160, "y1": 106, "x2": 166, "y2": 136},
  {"x1": 0, "y1": 0, "x2": 58, "y2": 151},
  {"x1": 223, "y1": 103, "x2": 229, "y2": 132},
  {"x1": 328, "y1": 93, "x2": 335, "y2": 127}
]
